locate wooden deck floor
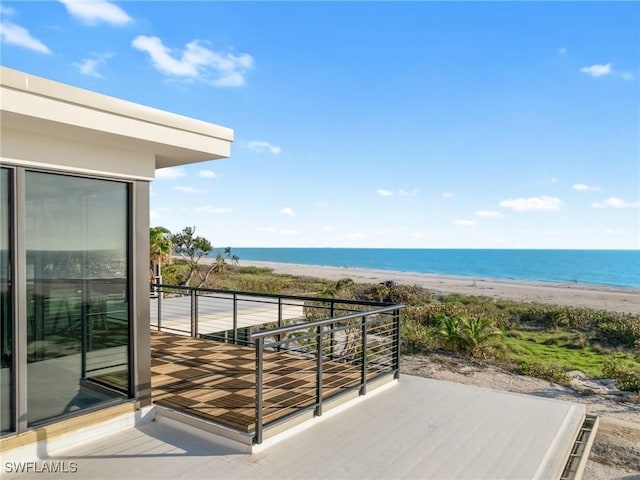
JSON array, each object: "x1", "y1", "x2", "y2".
[{"x1": 151, "y1": 331, "x2": 378, "y2": 433}]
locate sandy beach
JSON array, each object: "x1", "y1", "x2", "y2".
[{"x1": 240, "y1": 260, "x2": 640, "y2": 314}]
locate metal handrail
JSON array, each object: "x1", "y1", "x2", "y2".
[
  {"x1": 250, "y1": 304, "x2": 404, "y2": 339},
  {"x1": 250, "y1": 305, "x2": 403, "y2": 444},
  {"x1": 149, "y1": 282, "x2": 404, "y2": 445},
  {"x1": 151, "y1": 282, "x2": 394, "y2": 307}
]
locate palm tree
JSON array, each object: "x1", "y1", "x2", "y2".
[
  {"x1": 150, "y1": 226, "x2": 172, "y2": 284},
  {"x1": 457, "y1": 316, "x2": 503, "y2": 359},
  {"x1": 224, "y1": 246, "x2": 240, "y2": 267}
]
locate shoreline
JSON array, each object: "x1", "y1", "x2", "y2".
[{"x1": 238, "y1": 260, "x2": 640, "y2": 314}]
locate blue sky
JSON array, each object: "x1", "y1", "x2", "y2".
[{"x1": 2, "y1": 1, "x2": 638, "y2": 249}]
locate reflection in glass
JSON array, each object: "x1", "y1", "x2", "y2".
[
  {"x1": 1, "y1": 168, "x2": 12, "y2": 433},
  {"x1": 26, "y1": 172, "x2": 130, "y2": 426}
]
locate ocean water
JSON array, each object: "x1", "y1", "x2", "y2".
[{"x1": 214, "y1": 248, "x2": 640, "y2": 288}]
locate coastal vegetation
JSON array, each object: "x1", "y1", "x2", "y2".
[
  {"x1": 150, "y1": 226, "x2": 238, "y2": 287},
  {"x1": 157, "y1": 259, "x2": 640, "y2": 393}
]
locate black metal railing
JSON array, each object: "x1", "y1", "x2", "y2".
[
  {"x1": 150, "y1": 283, "x2": 404, "y2": 444},
  {"x1": 150, "y1": 283, "x2": 397, "y2": 344},
  {"x1": 250, "y1": 305, "x2": 402, "y2": 444}
]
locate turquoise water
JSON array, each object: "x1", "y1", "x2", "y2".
[{"x1": 214, "y1": 248, "x2": 640, "y2": 288}]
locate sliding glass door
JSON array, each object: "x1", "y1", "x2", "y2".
[
  {"x1": 24, "y1": 171, "x2": 131, "y2": 426},
  {"x1": 1, "y1": 168, "x2": 12, "y2": 433}
]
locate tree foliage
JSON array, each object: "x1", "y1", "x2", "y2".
[
  {"x1": 150, "y1": 226, "x2": 172, "y2": 282},
  {"x1": 168, "y1": 227, "x2": 240, "y2": 287},
  {"x1": 171, "y1": 226, "x2": 215, "y2": 286}
]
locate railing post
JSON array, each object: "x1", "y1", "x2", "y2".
[
  {"x1": 255, "y1": 337, "x2": 264, "y2": 445},
  {"x1": 329, "y1": 301, "x2": 335, "y2": 360},
  {"x1": 315, "y1": 324, "x2": 323, "y2": 417},
  {"x1": 157, "y1": 285, "x2": 162, "y2": 332},
  {"x1": 232, "y1": 293, "x2": 238, "y2": 345},
  {"x1": 360, "y1": 315, "x2": 368, "y2": 396},
  {"x1": 277, "y1": 298, "x2": 283, "y2": 352},
  {"x1": 190, "y1": 288, "x2": 198, "y2": 338},
  {"x1": 394, "y1": 309, "x2": 401, "y2": 379}
]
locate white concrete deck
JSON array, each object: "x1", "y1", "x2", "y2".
[{"x1": 2, "y1": 375, "x2": 586, "y2": 479}]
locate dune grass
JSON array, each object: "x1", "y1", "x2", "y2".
[
  {"x1": 503, "y1": 330, "x2": 638, "y2": 378},
  {"x1": 162, "y1": 262, "x2": 640, "y2": 388}
]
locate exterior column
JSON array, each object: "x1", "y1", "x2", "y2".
[{"x1": 133, "y1": 180, "x2": 152, "y2": 406}]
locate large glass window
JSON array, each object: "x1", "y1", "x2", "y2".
[
  {"x1": 26, "y1": 172, "x2": 130, "y2": 426},
  {"x1": 1, "y1": 168, "x2": 12, "y2": 433}
]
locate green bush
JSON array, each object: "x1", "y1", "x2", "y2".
[
  {"x1": 401, "y1": 320, "x2": 438, "y2": 354},
  {"x1": 603, "y1": 357, "x2": 640, "y2": 392},
  {"x1": 598, "y1": 318, "x2": 640, "y2": 349},
  {"x1": 516, "y1": 361, "x2": 569, "y2": 384},
  {"x1": 159, "y1": 263, "x2": 190, "y2": 285},
  {"x1": 236, "y1": 266, "x2": 273, "y2": 275},
  {"x1": 435, "y1": 314, "x2": 504, "y2": 359}
]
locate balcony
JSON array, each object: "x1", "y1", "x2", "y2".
[
  {"x1": 148, "y1": 284, "x2": 404, "y2": 445},
  {"x1": 1, "y1": 285, "x2": 597, "y2": 479}
]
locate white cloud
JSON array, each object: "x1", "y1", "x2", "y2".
[
  {"x1": 281, "y1": 229, "x2": 298, "y2": 236},
  {"x1": 580, "y1": 63, "x2": 634, "y2": 80},
  {"x1": 499, "y1": 196, "x2": 563, "y2": 212},
  {"x1": 572, "y1": 183, "x2": 600, "y2": 192},
  {"x1": 605, "y1": 228, "x2": 625, "y2": 235},
  {"x1": 580, "y1": 64, "x2": 611, "y2": 77},
  {"x1": 279, "y1": 207, "x2": 295, "y2": 216},
  {"x1": 550, "y1": 177, "x2": 559, "y2": 183},
  {"x1": 558, "y1": 47, "x2": 567, "y2": 57},
  {"x1": 315, "y1": 200, "x2": 330, "y2": 207},
  {"x1": 0, "y1": 12, "x2": 51, "y2": 54},
  {"x1": 172, "y1": 186, "x2": 204, "y2": 194},
  {"x1": 199, "y1": 170, "x2": 217, "y2": 178},
  {"x1": 454, "y1": 219, "x2": 476, "y2": 227},
  {"x1": 591, "y1": 197, "x2": 640, "y2": 208},
  {"x1": 475, "y1": 210, "x2": 504, "y2": 218},
  {"x1": 155, "y1": 167, "x2": 186, "y2": 179},
  {"x1": 60, "y1": 0, "x2": 132, "y2": 26},
  {"x1": 74, "y1": 51, "x2": 113, "y2": 78},
  {"x1": 247, "y1": 141, "x2": 281, "y2": 155},
  {"x1": 399, "y1": 189, "x2": 418, "y2": 197},
  {"x1": 376, "y1": 189, "x2": 393, "y2": 197},
  {"x1": 132, "y1": 35, "x2": 253, "y2": 87},
  {"x1": 441, "y1": 192, "x2": 454, "y2": 199},
  {"x1": 412, "y1": 232, "x2": 426, "y2": 238},
  {"x1": 258, "y1": 226, "x2": 277, "y2": 233},
  {"x1": 59, "y1": 0, "x2": 131, "y2": 26},
  {"x1": 194, "y1": 206, "x2": 233, "y2": 213}
]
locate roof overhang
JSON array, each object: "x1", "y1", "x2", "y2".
[{"x1": 0, "y1": 67, "x2": 234, "y2": 170}]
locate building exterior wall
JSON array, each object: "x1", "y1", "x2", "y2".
[
  {"x1": 1, "y1": 128, "x2": 156, "y2": 180},
  {"x1": 0, "y1": 67, "x2": 233, "y2": 439}
]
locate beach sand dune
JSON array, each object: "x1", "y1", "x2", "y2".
[{"x1": 240, "y1": 260, "x2": 640, "y2": 314}]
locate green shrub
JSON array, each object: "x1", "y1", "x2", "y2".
[
  {"x1": 401, "y1": 320, "x2": 437, "y2": 354},
  {"x1": 435, "y1": 314, "x2": 504, "y2": 359},
  {"x1": 160, "y1": 263, "x2": 190, "y2": 285},
  {"x1": 598, "y1": 318, "x2": 640, "y2": 349},
  {"x1": 237, "y1": 266, "x2": 273, "y2": 275},
  {"x1": 603, "y1": 357, "x2": 640, "y2": 392},
  {"x1": 516, "y1": 361, "x2": 569, "y2": 384}
]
